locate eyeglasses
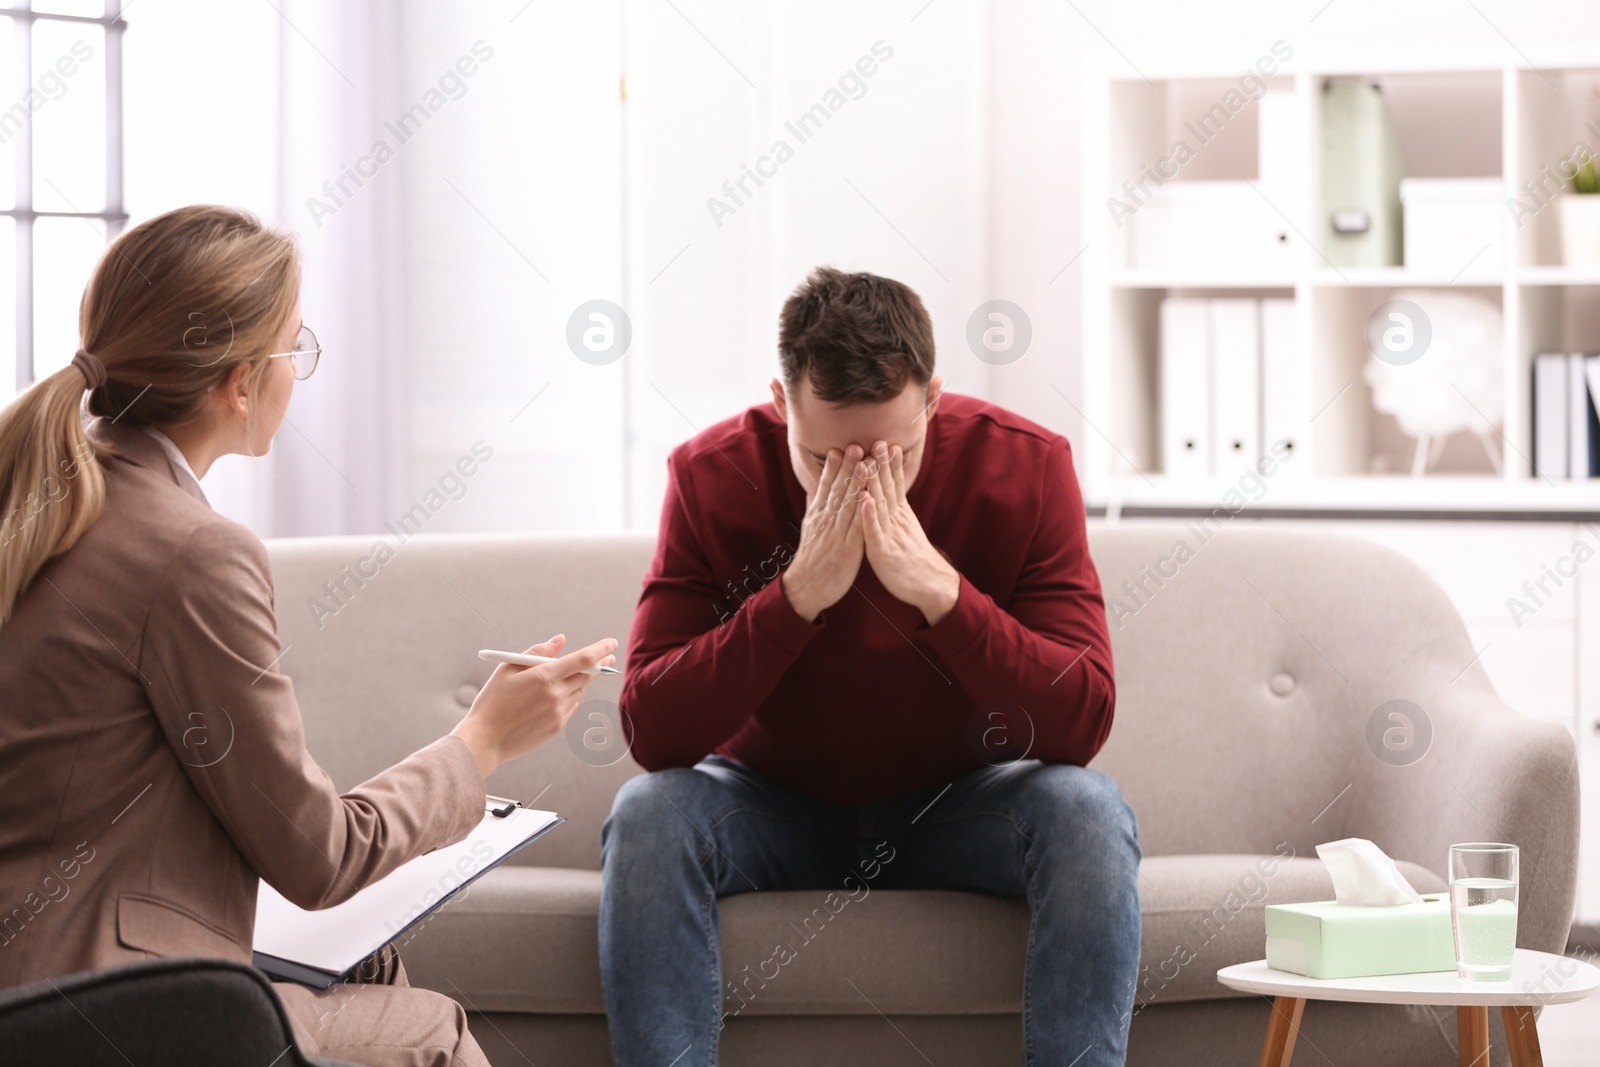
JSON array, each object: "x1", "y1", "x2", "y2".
[{"x1": 268, "y1": 325, "x2": 321, "y2": 380}]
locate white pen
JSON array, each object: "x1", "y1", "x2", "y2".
[{"x1": 478, "y1": 648, "x2": 621, "y2": 676}]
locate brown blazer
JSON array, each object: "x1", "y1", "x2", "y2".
[{"x1": 0, "y1": 418, "x2": 485, "y2": 989}]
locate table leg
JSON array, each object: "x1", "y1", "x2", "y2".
[
  {"x1": 1458, "y1": 1005, "x2": 1490, "y2": 1067},
  {"x1": 1501, "y1": 1005, "x2": 1544, "y2": 1067},
  {"x1": 1258, "y1": 996, "x2": 1306, "y2": 1067}
]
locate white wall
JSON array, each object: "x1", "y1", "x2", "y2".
[{"x1": 394, "y1": 1, "x2": 626, "y2": 533}]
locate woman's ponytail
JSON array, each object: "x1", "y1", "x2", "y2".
[{"x1": 0, "y1": 363, "x2": 106, "y2": 625}]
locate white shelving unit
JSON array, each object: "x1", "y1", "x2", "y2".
[
  {"x1": 1080, "y1": 47, "x2": 1600, "y2": 929},
  {"x1": 1080, "y1": 46, "x2": 1600, "y2": 516}
]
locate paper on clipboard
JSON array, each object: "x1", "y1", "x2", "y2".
[{"x1": 252, "y1": 803, "x2": 562, "y2": 987}]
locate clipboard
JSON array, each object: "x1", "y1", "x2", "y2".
[{"x1": 252, "y1": 797, "x2": 563, "y2": 988}]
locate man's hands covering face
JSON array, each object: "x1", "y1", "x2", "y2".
[
  {"x1": 857, "y1": 441, "x2": 960, "y2": 626},
  {"x1": 781, "y1": 441, "x2": 959, "y2": 627},
  {"x1": 781, "y1": 445, "x2": 868, "y2": 623}
]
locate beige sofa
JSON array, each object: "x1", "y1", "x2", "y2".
[{"x1": 266, "y1": 526, "x2": 1578, "y2": 1066}]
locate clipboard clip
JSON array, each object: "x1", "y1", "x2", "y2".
[{"x1": 487, "y1": 794, "x2": 523, "y2": 818}]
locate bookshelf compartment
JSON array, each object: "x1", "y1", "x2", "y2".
[
  {"x1": 1513, "y1": 68, "x2": 1600, "y2": 270},
  {"x1": 1105, "y1": 74, "x2": 1295, "y2": 274},
  {"x1": 1126, "y1": 288, "x2": 1298, "y2": 481},
  {"x1": 1310, "y1": 284, "x2": 1504, "y2": 479}
]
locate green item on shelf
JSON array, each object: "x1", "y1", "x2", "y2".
[
  {"x1": 1264, "y1": 894, "x2": 1457, "y2": 979},
  {"x1": 1574, "y1": 156, "x2": 1600, "y2": 195},
  {"x1": 1321, "y1": 80, "x2": 1405, "y2": 268}
]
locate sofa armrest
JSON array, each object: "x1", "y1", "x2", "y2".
[{"x1": 1346, "y1": 679, "x2": 1579, "y2": 955}]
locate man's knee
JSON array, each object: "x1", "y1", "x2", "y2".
[
  {"x1": 1026, "y1": 766, "x2": 1139, "y2": 855},
  {"x1": 601, "y1": 768, "x2": 711, "y2": 861}
]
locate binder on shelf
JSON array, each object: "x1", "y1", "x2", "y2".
[
  {"x1": 1533, "y1": 353, "x2": 1568, "y2": 480},
  {"x1": 1160, "y1": 298, "x2": 1211, "y2": 479},
  {"x1": 1567, "y1": 353, "x2": 1600, "y2": 479},
  {"x1": 1580, "y1": 354, "x2": 1600, "y2": 479},
  {"x1": 1320, "y1": 80, "x2": 1404, "y2": 268},
  {"x1": 1208, "y1": 299, "x2": 1261, "y2": 471},
  {"x1": 252, "y1": 800, "x2": 564, "y2": 989},
  {"x1": 1259, "y1": 298, "x2": 1301, "y2": 470}
]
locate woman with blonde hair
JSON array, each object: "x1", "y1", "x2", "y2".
[{"x1": 0, "y1": 205, "x2": 614, "y2": 1067}]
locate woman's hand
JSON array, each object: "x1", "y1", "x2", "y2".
[{"x1": 451, "y1": 634, "x2": 619, "y2": 778}]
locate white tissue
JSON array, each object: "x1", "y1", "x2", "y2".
[{"x1": 1315, "y1": 837, "x2": 1423, "y2": 906}]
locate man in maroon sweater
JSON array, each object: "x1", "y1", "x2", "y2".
[{"x1": 600, "y1": 268, "x2": 1140, "y2": 1066}]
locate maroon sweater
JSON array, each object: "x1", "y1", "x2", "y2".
[{"x1": 620, "y1": 393, "x2": 1115, "y2": 805}]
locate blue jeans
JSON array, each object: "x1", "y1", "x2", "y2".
[{"x1": 599, "y1": 756, "x2": 1141, "y2": 1067}]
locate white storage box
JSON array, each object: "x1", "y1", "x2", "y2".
[
  {"x1": 1129, "y1": 180, "x2": 1294, "y2": 275},
  {"x1": 1400, "y1": 177, "x2": 1504, "y2": 276}
]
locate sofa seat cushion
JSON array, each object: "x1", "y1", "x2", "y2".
[{"x1": 397, "y1": 854, "x2": 1447, "y2": 1015}]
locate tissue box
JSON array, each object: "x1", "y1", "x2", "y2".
[{"x1": 1264, "y1": 894, "x2": 1456, "y2": 979}]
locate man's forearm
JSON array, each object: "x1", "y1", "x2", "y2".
[
  {"x1": 921, "y1": 576, "x2": 1116, "y2": 764},
  {"x1": 621, "y1": 578, "x2": 821, "y2": 769}
]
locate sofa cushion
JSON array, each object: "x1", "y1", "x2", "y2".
[{"x1": 396, "y1": 854, "x2": 1447, "y2": 1015}]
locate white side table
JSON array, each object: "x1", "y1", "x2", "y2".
[{"x1": 1216, "y1": 949, "x2": 1600, "y2": 1067}]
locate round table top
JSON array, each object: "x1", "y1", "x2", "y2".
[{"x1": 1216, "y1": 950, "x2": 1600, "y2": 1007}]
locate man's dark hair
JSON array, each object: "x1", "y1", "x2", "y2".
[{"x1": 778, "y1": 267, "x2": 935, "y2": 405}]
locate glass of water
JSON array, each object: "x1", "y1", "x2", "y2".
[{"x1": 1448, "y1": 843, "x2": 1519, "y2": 982}]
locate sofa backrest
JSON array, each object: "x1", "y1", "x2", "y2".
[
  {"x1": 1083, "y1": 523, "x2": 1483, "y2": 859},
  {"x1": 268, "y1": 532, "x2": 655, "y2": 871},
  {"x1": 267, "y1": 524, "x2": 1488, "y2": 870}
]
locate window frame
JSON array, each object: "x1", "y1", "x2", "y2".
[{"x1": 3, "y1": 0, "x2": 127, "y2": 393}]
